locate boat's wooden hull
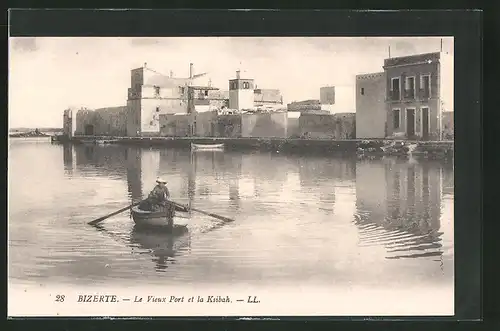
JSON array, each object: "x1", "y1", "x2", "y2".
[{"x1": 131, "y1": 206, "x2": 189, "y2": 232}]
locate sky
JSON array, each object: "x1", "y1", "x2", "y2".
[{"x1": 9, "y1": 37, "x2": 453, "y2": 128}]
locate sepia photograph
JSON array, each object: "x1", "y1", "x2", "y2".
[{"x1": 8, "y1": 35, "x2": 455, "y2": 317}]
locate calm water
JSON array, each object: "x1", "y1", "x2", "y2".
[{"x1": 8, "y1": 140, "x2": 454, "y2": 289}]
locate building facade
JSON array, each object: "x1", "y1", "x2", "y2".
[
  {"x1": 384, "y1": 52, "x2": 453, "y2": 140},
  {"x1": 441, "y1": 111, "x2": 454, "y2": 140},
  {"x1": 355, "y1": 72, "x2": 386, "y2": 138},
  {"x1": 74, "y1": 106, "x2": 128, "y2": 136},
  {"x1": 228, "y1": 70, "x2": 255, "y2": 111},
  {"x1": 62, "y1": 108, "x2": 77, "y2": 138},
  {"x1": 70, "y1": 65, "x2": 283, "y2": 138},
  {"x1": 187, "y1": 86, "x2": 228, "y2": 114},
  {"x1": 126, "y1": 64, "x2": 193, "y2": 137},
  {"x1": 299, "y1": 113, "x2": 356, "y2": 139},
  {"x1": 253, "y1": 89, "x2": 283, "y2": 110},
  {"x1": 320, "y1": 86, "x2": 336, "y2": 105}
]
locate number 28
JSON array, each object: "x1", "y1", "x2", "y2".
[{"x1": 55, "y1": 295, "x2": 65, "y2": 302}]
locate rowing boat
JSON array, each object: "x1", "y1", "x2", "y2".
[
  {"x1": 131, "y1": 205, "x2": 189, "y2": 233},
  {"x1": 191, "y1": 142, "x2": 225, "y2": 151}
]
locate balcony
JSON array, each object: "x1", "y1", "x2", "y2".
[
  {"x1": 404, "y1": 89, "x2": 415, "y2": 100},
  {"x1": 419, "y1": 88, "x2": 431, "y2": 100},
  {"x1": 388, "y1": 90, "x2": 401, "y2": 101}
]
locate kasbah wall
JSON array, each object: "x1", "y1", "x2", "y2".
[
  {"x1": 159, "y1": 112, "x2": 243, "y2": 138},
  {"x1": 159, "y1": 111, "x2": 349, "y2": 139},
  {"x1": 159, "y1": 113, "x2": 193, "y2": 137},
  {"x1": 299, "y1": 113, "x2": 356, "y2": 139},
  {"x1": 75, "y1": 106, "x2": 128, "y2": 136},
  {"x1": 241, "y1": 112, "x2": 287, "y2": 138},
  {"x1": 78, "y1": 105, "x2": 357, "y2": 140}
]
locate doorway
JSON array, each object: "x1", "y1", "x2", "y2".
[
  {"x1": 406, "y1": 108, "x2": 416, "y2": 138},
  {"x1": 84, "y1": 124, "x2": 94, "y2": 136},
  {"x1": 421, "y1": 107, "x2": 430, "y2": 140}
]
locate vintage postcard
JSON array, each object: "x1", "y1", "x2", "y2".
[{"x1": 8, "y1": 35, "x2": 455, "y2": 317}]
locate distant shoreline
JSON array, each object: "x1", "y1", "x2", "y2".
[{"x1": 9, "y1": 128, "x2": 62, "y2": 133}]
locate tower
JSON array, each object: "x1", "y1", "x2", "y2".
[{"x1": 228, "y1": 70, "x2": 254, "y2": 110}]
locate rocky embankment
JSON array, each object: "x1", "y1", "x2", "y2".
[{"x1": 357, "y1": 140, "x2": 454, "y2": 159}]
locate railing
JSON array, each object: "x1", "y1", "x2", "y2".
[
  {"x1": 419, "y1": 88, "x2": 430, "y2": 99},
  {"x1": 388, "y1": 90, "x2": 401, "y2": 101},
  {"x1": 404, "y1": 89, "x2": 415, "y2": 99}
]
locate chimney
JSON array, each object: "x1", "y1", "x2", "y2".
[
  {"x1": 144, "y1": 62, "x2": 147, "y2": 68},
  {"x1": 189, "y1": 63, "x2": 194, "y2": 79},
  {"x1": 236, "y1": 70, "x2": 240, "y2": 79}
]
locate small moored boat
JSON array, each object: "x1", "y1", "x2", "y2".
[
  {"x1": 191, "y1": 142, "x2": 225, "y2": 151},
  {"x1": 131, "y1": 204, "x2": 190, "y2": 233}
]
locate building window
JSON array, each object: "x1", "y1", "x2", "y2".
[
  {"x1": 420, "y1": 74, "x2": 431, "y2": 99},
  {"x1": 243, "y1": 82, "x2": 250, "y2": 89},
  {"x1": 405, "y1": 76, "x2": 416, "y2": 99},
  {"x1": 393, "y1": 109, "x2": 401, "y2": 129},
  {"x1": 156, "y1": 106, "x2": 160, "y2": 112},
  {"x1": 154, "y1": 86, "x2": 160, "y2": 97},
  {"x1": 360, "y1": 87, "x2": 365, "y2": 95},
  {"x1": 390, "y1": 77, "x2": 400, "y2": 100},
  {"x1": 205, "y1": 90, "x2": 209, "y2": 96}
]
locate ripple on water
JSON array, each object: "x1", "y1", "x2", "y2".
[{"x1": 9, "y1": 145, "x2": 454, "y2": 288}]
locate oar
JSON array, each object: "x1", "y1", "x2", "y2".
[
  {"x1": 88, "y1": 202, "x2": 141, "y2": 226},
  {"x1": 170, "y1": 201, "x2": 235, "y2": 223}
]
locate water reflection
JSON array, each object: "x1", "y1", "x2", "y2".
[
  {"x1": 125, "y1": 147, "x2": 143, "y2": 201},
  {"x1": 74, "y1": 144, "x2": 129, "y2": 180},
  {"x1": 63, "y1": 143, "x2": 75, "y2": 174},
  {"x1": 71, "y1": 145, "x2": 361, "y2": 213},
  {"x1": 355, "y1": 158, "x2": 444, "y2": 260},
  {"x1": 129, "y1": 226, "x2": 191, "y2": 272},
  {"x1": 34, "y1": 143, "x2": 455, "y2": 282}
]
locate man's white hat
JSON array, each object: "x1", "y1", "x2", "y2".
[{"x1": 156, "y1": 177, "x2": 167, "y2": 184}]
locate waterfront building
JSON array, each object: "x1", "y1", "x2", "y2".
[
  {"x1": 320, "y1": 86, "x2": 336, "y2": 105},
  {"x1": 66, "y1": 63, "x2": 365, "y2": 140},
  {"x1": 383, "y1": 52, "x2": 453, "y2": 140},
  {"x1": 441, "y1": 111, "x2": 454, "y2": 140},
  {"x1": 62, "y1": 108, "x2": 77, "y2": 138},
  {"x1": 320, "y1": 86, "x2": 355, "y2": 115},
  {"x1": 228, "y1": 70, "x2": 255, "y2": 111},
  {"x1": 288, "y1": 86, "x2": 353, "y2": 115},
  {"x1": 126, "y1": 63, "x2": 208, "y2": 137},
  {"x1": 187, "y1": 86, "x2": 228, "y2": 114},
  {"x1": 355, "y1": 72, "x2": 387, "y2": 138}
]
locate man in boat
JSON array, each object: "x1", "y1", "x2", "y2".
[
  {"x1": 139, "y1": 178, "x2": 175, "y2": 216},
  {"x1": 149, "y1": 177, "x2": 170, "y2": 206}
]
